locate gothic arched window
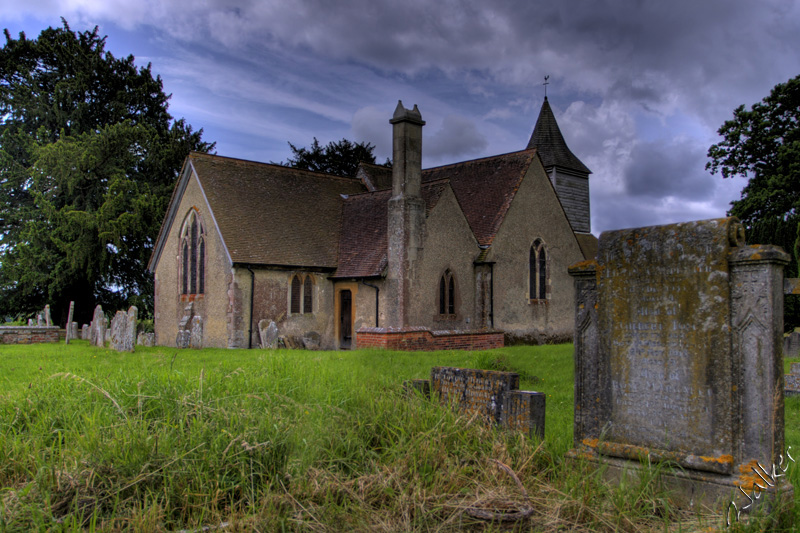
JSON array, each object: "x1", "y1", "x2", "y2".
[
  {"x1": 180, "y1": 210, "x2": 206, "y2": 297},
  {"x1": 303, "y1": 276, "x2": 313, "y2": 313},
  {"x1": 530, "y1": 239, "x2": 547, "y2": 300},
  {"x1": 291, "y1": 275, "x2": 302, "y2": 314},
  {"x1": 439, "y1": 270, "x2": 456, "y2": 315}
]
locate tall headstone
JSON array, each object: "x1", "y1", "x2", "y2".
[
  {"x1": 90, "y1": 305, "x2": 106, "y2": 347},
  {"x1": 568, "y1": 217, "x2": 793, "y2": 510},
  {"x1": 70, "y1": 322, "x2": 78, "y2": 341},
  {"x1": 123, "y1": 306, "x2": 137, "y2": 352},
  {"x1": 65, "y1": 301, "x2": 75, "y2": 344},
  {"x1": 110, "y1": 310, "x2": 126, "y2": 350},
  {"x1": 81, "y1": 324, "x2": 89, "y2": 340},
  {"x1": 44, "y1": 305, "x2": 51, "y2": 327},
  {"x1": 189, "y1": 315, "x2": 203, "y2": 349}
]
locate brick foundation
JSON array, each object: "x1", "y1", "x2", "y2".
[
  {"x1": 0, "y1": 326, "x2": 60, "y2": 344},
  {"x1": 356, "y1": 327, "x2": 504, "y2": 351}
]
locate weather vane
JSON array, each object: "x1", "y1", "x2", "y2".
[{"x1": 543, "y1": 75, "x2": 550, "y2": 98}]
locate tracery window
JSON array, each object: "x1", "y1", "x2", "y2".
[
  {"x1": 180, "y1": 210, "x2": 206, "y2": 296},
  {"x1": 439, "y1": 270, "x2": 456, "y2": 315},
  {"x1": 530, "y1": 239, "x2": 547, "y2": 300},
  {"x1": 290, "y1": 274, "x2": 315, "y2": 314}
]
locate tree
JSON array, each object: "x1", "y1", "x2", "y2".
[
  {"x1": 0, "y1": 20, "x2": 214, "y2": 325},
  {"x1": 282, "y1": 137, "x2": 389, "y2": 176},
  {"x1": 707, "y1": 74, "x2": 800, "y2": 330}
]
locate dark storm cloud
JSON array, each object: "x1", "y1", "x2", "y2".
[{"x1": 623, "y1": 139, "x2": 716, "y2": 200}]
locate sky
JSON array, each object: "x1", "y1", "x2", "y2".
[{"x1": 2, "y1": 0, "x2": 800, "y2": 236}]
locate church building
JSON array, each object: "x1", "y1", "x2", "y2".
[{"x1": 147, "y1": 98, "x2": 596, "y2": 349}]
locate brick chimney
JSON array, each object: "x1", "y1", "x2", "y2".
[{"x1": 386, "y1": 101, "x2": 425, "y2": 328}]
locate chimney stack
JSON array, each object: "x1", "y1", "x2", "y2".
[{"x1": 386, "y1": 101, "x2": 425, "y2": 328}]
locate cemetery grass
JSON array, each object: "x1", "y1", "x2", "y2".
[{"x1": 0, "y1": 344, "x2": 795, "y2": 532}]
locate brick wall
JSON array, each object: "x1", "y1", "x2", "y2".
[
  {"x1": 0, "y1": 326, "x2": 60, "y2": 344},
  {"x1": 356, "y1": 326, "x2": 503, "y2": 351}
]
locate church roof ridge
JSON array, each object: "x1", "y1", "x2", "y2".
[
  {"x1": 188, "y1": 151, "x2": 363, "y2": 183},
  {"x1": 526, "y1": 98, "x2": 591, "y2": 175}
]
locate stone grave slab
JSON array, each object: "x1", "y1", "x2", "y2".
[
  {"x1": 431, "y1": 366, "x2": 519, "y2": 424},
  {"x1": 568, "y1": 217, "x2": 793, "y2": 511},
  {"x1": 786, "y1": 363, "x2": 800, "y2": 397}
]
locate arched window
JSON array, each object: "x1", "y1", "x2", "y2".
[
  {"x1": 303, "y1": 276, "x2": 313, "y2": 313},
  {"x1": 291, "y1": 275, "x2": 302, "y2": 314},
  {"x1": 530, "y1": 239, "x2": 547, "y2": 300},
  {"x1": 439, "y1": 270, "x2": 456, "y2": 315},
  {"x1": 180, "y1": 210, "x2": 206, "y2": 297}
]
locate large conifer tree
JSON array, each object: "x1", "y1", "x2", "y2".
[{"x1": 0, "y1": 20, "x2": 214, "y2": 324}]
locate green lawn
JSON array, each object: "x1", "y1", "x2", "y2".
[{"x1": 0, "y1": 342, "x2": 797, "y2": 531}]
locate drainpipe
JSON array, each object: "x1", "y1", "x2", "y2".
[
  {"x1": 361, "y1": 281, "x2": 380, "y2": 327},
  {"x1": 246, "y1": 266, "x2": 255, "y2": 349},
  {"x1": 489, "y1": 263, "x2": 494, "y2": 329}
]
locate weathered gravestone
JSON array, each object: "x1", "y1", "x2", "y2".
[
  {"x1": 785, "y1": 330, "x2": 800, "y2": 358},
  {"x1": 90, "y1": 305, "x2": 106, "y2": 347},
  {"x1": 421, "y1": 366, "x2": 545, "y2": 439},
  {"x1": 65, "y1": 301, "x2": 74, "y2": 344},
  {"x1": 44, "y1": 305, "x2": 51, "y2": 327},
  {"x1": 136, "y1": 331, "x2": 155, "y2": 347},
  {"x1": 189, "y1": 315, "x2": 203, "y2": 349},
  {"x1": 258, "y1": 320, "x2": 279, "y2": 349},
  {"x1": 70, "y1": 322, "x2": 78, "y2": 341},
  {"x1": 81, "y1": 324, "x2": 89, "y2": 340},
  {"x1": 568, "y1": 217, "x2": 793, "y2": 510},
  {"x1": 176, "y1": 302, "x2": 194, "y2": 348},
  {"x1": 785, "y1": 363, "x2": 800, "y2": 397},
  {"x1": 110, "y1": 306, "x2": 137, "y2": 352}
]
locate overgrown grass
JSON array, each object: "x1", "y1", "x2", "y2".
[{"x1": 0, "y1": 342, "x2": 796, "y2": 531}]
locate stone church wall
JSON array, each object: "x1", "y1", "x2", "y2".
[
  {"x1": 153, "y1": 171, "x2": 232, "y2": 348},
  {"x1": 404, "y1": 186, "x2": 478, "y2": 331},
  {"x1": 488, "y1": 163, "x2": 585, "y2": 344}
]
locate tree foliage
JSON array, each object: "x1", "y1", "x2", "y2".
[
  {"x1": 282, "y1": 137, "x2": 389, "y2": 177},
  {"x1": 0, "y1": 20, "x2": 213, "y2": 324},
  {"x1": 707, "y1": 74, "x2": 800, "y2": 329}
]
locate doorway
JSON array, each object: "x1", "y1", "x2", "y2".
[{"x1": 339, "y1": 289, "x2": 352, "y2": 349}]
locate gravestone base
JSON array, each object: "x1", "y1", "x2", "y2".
[{"x1": 568, "y1": 448, "x2": 795, "y2": 512}]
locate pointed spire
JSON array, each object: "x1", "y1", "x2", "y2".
[{"x1": 526, "y1": 98, "x2": 591, "y2": 175}]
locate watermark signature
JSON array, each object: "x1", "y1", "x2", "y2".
[{"x1": 725, "y1": 447, "x2": 795, "y2": 527}]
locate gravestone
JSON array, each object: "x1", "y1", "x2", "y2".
[
  {"x1": 44, "y1": 305, "x2": 51, "y2": 327},
  {"x1": 176, "y1": 302, "x2": 194, "y2": 348},
  {"x1": 123, "y1": 306, "x2": 137, "y2": 352},
  {"x1": 137, "y1": 331, "x2": 155, "y2": 347},
  {"x1": 785, "y1": 330, "x2": 800, "y2": 358},
  {"x1": 28, "y1": 319, "x2": 34, "y2": 327},
  {"x1": 302, "y1": 331, "x2": 321, "y2": 350},
  {"x1": 258, "y1": 319, "x2": 280, "y2": 349},
  {"x1": 786, "y1": 363, "x2": 800, "y2": 397},
  {"x1": 81, "y1": 324, "x2": 89, "y2": 340},
  {"x1": 432, "y1": 367, "x2": 519, "y2": 424},
  {"x1": 427, "y1": 366, "x2": 545, "y2": 439},
  {"x1": 37, "y1": 314, "x2": 43, "y2": 326},
  {"x1": 90, "y1": 305, "x2": 106, "y2": 347},
  {"x1": 70, "y1": 322, "x2": 78, "y2": 341},
  {"x1": 65, "y1": 301, "x2": 74, "y2": 344},
  {"x1": 568, "y1": 217, "x2": 793, "y2": 510},
  {"x1": 110, "y1": 310, "x2": 125, "y2": 350},
  {"x1": 189, "y1": 315, "x2": 203, "y2": 349}
]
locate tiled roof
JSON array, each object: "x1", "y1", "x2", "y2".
[
  {"x1": 357, "y1": 162, "x2": 393, "y2": 191},
  {"x1": 526, "y1": 98, "x2": 591, "y2": 175},
  {"x1": 190, "y1": 153, "x2": 366, "y2": 267},
  {"x1": 422, "y1": 150, "x2": 536, "y2": 247},
  {"x1": 334, "y1": 180, "x2": 448, "y2": 278},
  {"x1": 574, "y1": 232, "x2": 599, "y2": 260}
]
